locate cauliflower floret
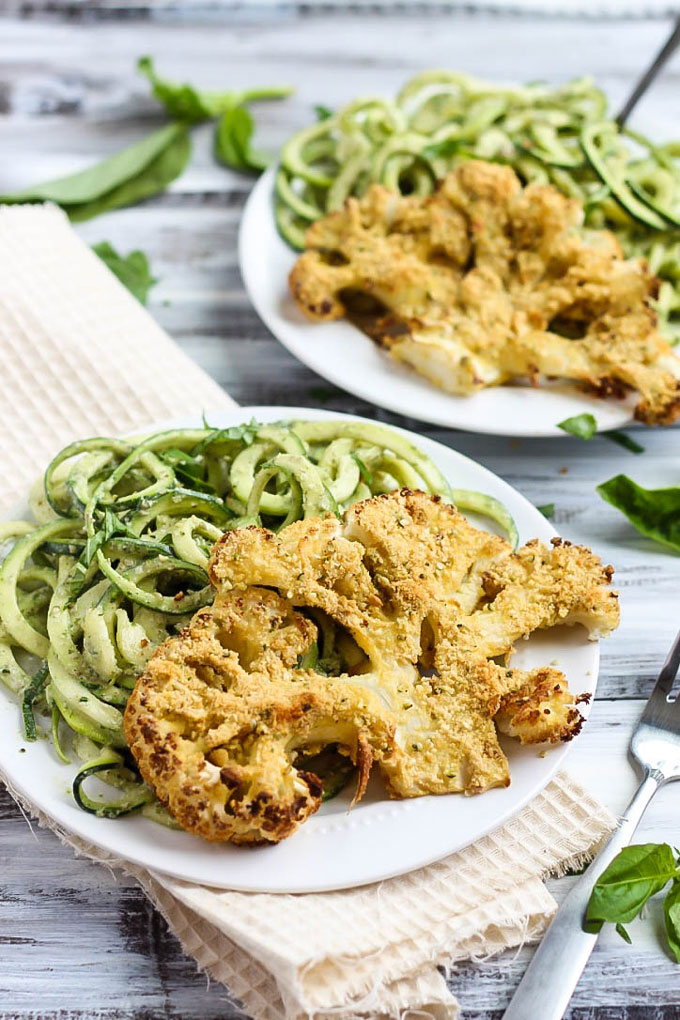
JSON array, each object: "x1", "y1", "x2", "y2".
[
  {"x1": 124, "y1": 490, "x2": 619, "y2": 845},
  {"x1": 289, "y1": 160, "x2": 680, "y2": 425}
]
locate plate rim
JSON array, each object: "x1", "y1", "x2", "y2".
[
  {"x1": 239, "y1": 166, "x2": 637, "y2": 437},
  {"x1": 0, "y1": 405, "x2": 600, "y2": 892}
]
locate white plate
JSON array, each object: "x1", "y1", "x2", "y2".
[
  {"x1": 239, "y1": 168, "x2": 636, "y2": 436},
  {"x1": 0, "y1": 406, "x2": 600, "y2": 892}
]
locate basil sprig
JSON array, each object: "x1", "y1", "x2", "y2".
[
  {"x1": 585, "y1": 843, "x2": 680, "y2": 961},
  {"x1": 140, "y1": 55, "x2": 290, "y2": 173},
  {"x1": 138, "y1": 55, "x2": 292, "y2": 123},
  {"x1": 92, "y1": 242, "x2": 156, "y2": 305},
  {"x1": 558, "y1": 413, "x2": 598, "y2": 439},
  {"x1": 2, "y1": 58, "x2": 293, "y2": 221}
]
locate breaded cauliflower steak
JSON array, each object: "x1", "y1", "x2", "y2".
[
  {"x1": 125, "y1": 491, "x2": 619, "y2": 844},
  {"x1": 289, "y1": 160, "x2": 680, "y2": 425}
]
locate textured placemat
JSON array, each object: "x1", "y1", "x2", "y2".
[{"x1": 0, "y1": 203, "x2": 236, "y2": 512}]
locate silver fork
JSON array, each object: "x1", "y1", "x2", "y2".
[{"x1": 503, "y1": 629, "x2": 680, "y2": 1020}]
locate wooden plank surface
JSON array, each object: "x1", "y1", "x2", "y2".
[{"x1": 1, "y1": 6, "x2": 680, "y2": 1019}]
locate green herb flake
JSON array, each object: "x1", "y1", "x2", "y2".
[
  {"x1": 22, "y1": 665, "x2": 49, "y2": 743},
  {"x1": 92, "y1": 242, "x2": 157, "y2": 305},
  {"x1": 83, "y1": 532, "x2": 105, "y2": 566},
  {"x1": 422, "y1": 137, "x2": 462, "y2": 161},
  {"x1": 197, "y1": 421, "x2": 259, "y2": 453},
  {"x1": 103, "y1": 508, "x2": 131, "y2": 543},
  {"x1": 536, "y1": 503, "x2": 555, "y2": 519},
  {"x1": 314, "y1": 104, "x2": 333, "y2": 121},
  {"x1": 160, "y1": 448, "x2": 215, "y2": 493},
  {"x1": 558, "y1": 413, "x2": 597, "y2": 440},
  {"x1": 352, "y1": 453, "x2": 374, "y2": 486},
  {"x1": 603, "y1": 430, "x2": 645, "y2": 455}
]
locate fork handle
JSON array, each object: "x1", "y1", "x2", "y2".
[{"x1": 502, "y1": 770, "x2": 661, "y2": 1020}]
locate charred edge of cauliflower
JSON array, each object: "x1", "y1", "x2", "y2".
[{"x1": 124, "y1": 585, "x2": 393, "y2": 845}]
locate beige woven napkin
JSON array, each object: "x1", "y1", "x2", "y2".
[{"x1": 0, "y1": 203, "x2": 617, "y2": 1020}]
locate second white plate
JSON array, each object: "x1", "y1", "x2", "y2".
[{"x1": 239, "y1": 168, "x2": 636, "y2": 437}]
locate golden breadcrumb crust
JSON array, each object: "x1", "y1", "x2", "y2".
[
  {"x1": 124, "y1": 490, "x2": 620, "y2": 845},
  {"x1": 289, "y1": 160, "x2": 680, "y2": 425}
]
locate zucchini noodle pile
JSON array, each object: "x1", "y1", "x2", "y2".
[
  {"x1": 276, "y1": 71, "x2": 680, "y2": 344},
  {"x1": 0, "y1": 418, "x2": 517, "y2": 822}
]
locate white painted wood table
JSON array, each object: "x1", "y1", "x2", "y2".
[{"x1": 1, "y1": 6, "x2": 679, "y2": 1018}]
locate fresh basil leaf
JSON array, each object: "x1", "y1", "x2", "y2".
[
  {"x1": 536, "y1": 503, "x2": 555, "y2": 519},
  {"x1": 2, "y1": 123, "x2": 180, "y2": 204},
  {"x1": 615, "y1": 921, "x2": 632, "y2": 944},
  {"x1": 597, "y1": 474, "x2": 680, "y2": 553},
  {"x1": 214, "y1": 106, "x2": 271, "y2": 172},
  {"x1": 603, "y1": 430, "x2": 645, "y2": 454},
  {"x1": 69, "y1": 130, "x2": 191, "y2": 222},
  {"x1": 1, "y1": 124, "x2": 190, "y2": 221},
  {"x1": 558, "y1": 413, "x2": 597, "y2": 440},
  {"x1": 664, "y1": 879, "x2": 680, "y2": 963},
  {"x1": 586, "y1": 844, "x2": 678, "y2": 930},
  {"x1": 314, "y1": 104, "x2": 333, "y2": 121},
  {"x1": 92, "y1": 242, "x2": 156, "y2": 305}
]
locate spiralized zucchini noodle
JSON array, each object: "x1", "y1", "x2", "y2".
[
  {"x1": 276, "y1": 71, "x2": 680, "y2": 344},
  {"x1": 0, "y1": 418, "x2": 517, "y2": 822}
]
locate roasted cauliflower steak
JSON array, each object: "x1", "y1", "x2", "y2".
[
  {"x1": 289, "y1": 160, "x2": 680, "y2": 425},
  {"x1": 124, "y1": 490, "x2": 620, "y2": 845}
]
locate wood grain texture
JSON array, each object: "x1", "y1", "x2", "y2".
[{"x1": 1, "y1": 6, "x2": 680, "y2": 1019}]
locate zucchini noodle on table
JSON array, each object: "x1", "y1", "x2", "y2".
[
  {"x1": 0, "y1": 418, "x2": 517, "y2": 822},
  {"x1": 275, "y1": 71, "x2": 680, "y2": 344}
]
